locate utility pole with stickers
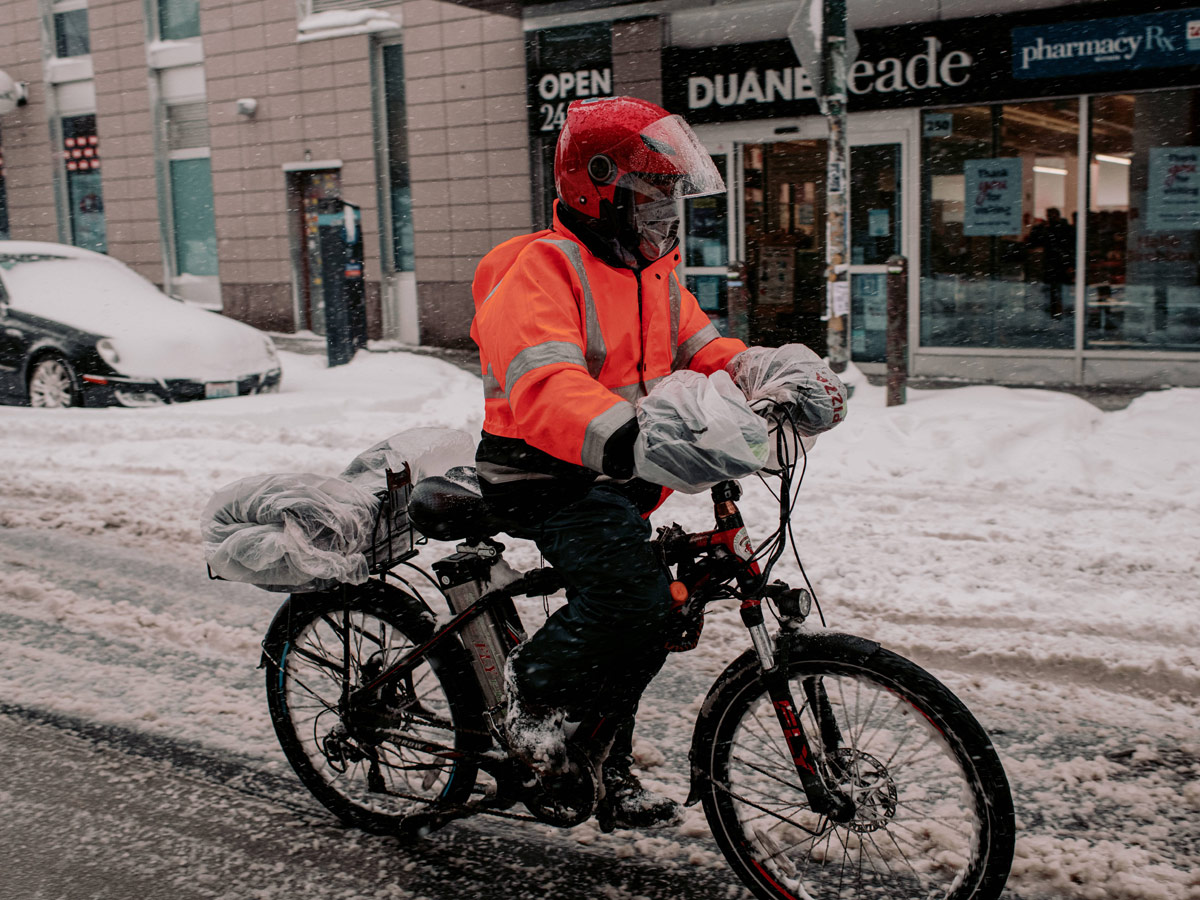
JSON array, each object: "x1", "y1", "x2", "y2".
[{"x1": 788, "y1": 0, "x2": 855, "y2": 373}]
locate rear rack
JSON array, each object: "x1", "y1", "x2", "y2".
[{"x1": 367, "y1": 464, "x2": 424, "y2": 573}]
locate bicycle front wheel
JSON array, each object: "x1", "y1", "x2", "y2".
[
  {"x1": 695, "y1": 637, "x2": 1014, "y2": 900},
  {"x1": 262, "y1": 580, "x2": 487, "y2": 835}
]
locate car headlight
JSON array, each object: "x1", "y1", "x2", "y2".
[{"x1": 96, "y1": 338, "x2": 121, "y2": 368}]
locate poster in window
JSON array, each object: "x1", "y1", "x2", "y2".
[
  {"x1": 1147, "y1": 147, "x2": 1200, "y2": 232},
  {"x1": 962, "y1": 158, "x2": 1023, "y2": 236},
  {"x1": 757, "y1": 247, "x2": 794, "y2": 306}
]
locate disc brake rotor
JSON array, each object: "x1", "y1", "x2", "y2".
[{"x1": 829, "y1": 748, "x2": 898, "y2": 834}]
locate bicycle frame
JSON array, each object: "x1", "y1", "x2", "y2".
[{"x1": 343, "y1": 475, "x2": 857, "y2": 824}]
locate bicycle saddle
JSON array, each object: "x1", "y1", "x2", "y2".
[{"x1": 408, "y1": 466, "x2": 511, "y2": 541}]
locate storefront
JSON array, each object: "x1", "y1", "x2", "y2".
[{"x1": 529, "y1": 0, "x2": 1200, "y2": 386}]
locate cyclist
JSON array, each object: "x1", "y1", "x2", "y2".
[{"x1": 469, "y1": 96, "x2": 847, "y2": 831}]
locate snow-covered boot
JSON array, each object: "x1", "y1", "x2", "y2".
[
  {"x1": 596, "y1": 759, "x2": 681, "y2": 833},
  {"x1": 503, "y1": 654, "x2": 569, "y2": 777}
]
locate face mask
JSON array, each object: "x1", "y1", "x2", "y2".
[{"x1": 633, "y1": 196, "x2": 680, "y2": 261}]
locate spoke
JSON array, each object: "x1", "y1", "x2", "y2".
[
  {"x1": 730, "y1": 754, "x2": 806, "y2": 798},
  {"x1": 856, "y1": 691, "x2": 906, "y2": 756},
  {"x1": 749, "y1": 707, "x2": 792, "y2": 761},
  {"x1": 291, "y1": 645, "x2": 345, "y2": 677},
  {"x1": 284, "y1": 668, "x2": 343, "y2": 714},
  {"x1": 883, "y1": 823, "x2": 933, "y2": 888},
  {"x1": 883, "y1": 727, "x2": 934, "y2": 772},
  {"x1": 713, "y1": 778, "x2": 825, "y2": 838}
]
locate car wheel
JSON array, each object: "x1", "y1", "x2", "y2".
[{"x1": 28, "y1": 356, "x2": 80, "y2": 408}]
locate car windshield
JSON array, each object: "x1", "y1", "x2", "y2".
[{"x1": 0, "y1": 255, "x2": 162, "y2": 312}]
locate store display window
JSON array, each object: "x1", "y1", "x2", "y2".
[
  {"x1": 158, "y1": 0, "x2": 199, "y2": 40},
  {"x1": 382, "y1": 43, "x2": 415, "y2": 273},
  {"x1": 1086, "y1": 90, "x2": 1199, "y2": 351},
  {"x1": 0, "y1": 126, "x2": 8, "y2": 240},
  {"x1": 921, "y1": 100, "x2": 1080, "y2": 350},
  {"x1": 53, "y1": 4, "x2": 90, "y2": 57},
  {"x1": 62, "y1": 114, "x2": 106, "y2": 253}
]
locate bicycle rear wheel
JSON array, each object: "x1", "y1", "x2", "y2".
[
  {"x1": 262, "y1": 580, "x2": 487, "y2": 835},
  {"x1": 694, "y1": 637, "x2": 1014, "y2": 900}
]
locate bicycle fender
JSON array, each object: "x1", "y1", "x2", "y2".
[{"x1": 685, "y1": 631, "x2": 880, "y2": 807}]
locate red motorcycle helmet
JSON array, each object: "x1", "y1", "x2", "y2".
[{"x1": 555, "y1": 96, "x2": 725, "y2": 261}]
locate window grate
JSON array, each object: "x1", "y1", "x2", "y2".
[
  {"x1": 166, "y1": 102, "x2": 210, "y2": 152},
  {"x1": 311, "y1": 0, "x2": 396, "y2": 12}
]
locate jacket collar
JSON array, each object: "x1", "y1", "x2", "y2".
[{"x1": 552, "y1": 201, "x2": 681, "y2": 277}]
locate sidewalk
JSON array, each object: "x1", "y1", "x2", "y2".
[
  {"x1": 269, "y1": 332, "x2": 1150, "y2": 411},
  {"x1": 267, "y1": 331, "x2": 482, "y2": 374},
  {"x1": 870, "y1": 375, "x2": 1152, "y2": 411}
]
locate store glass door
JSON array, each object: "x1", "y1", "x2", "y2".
[
  {"x1": 691, "y1": 123, "x2": 908, "y2": 360},
  {"x1": 290, "y1": 169, "x2": 343, "y2": 335},
  {"x1": 848, "y1": 142, "x2": 903, "y2": 363},
  {"x1": 742, "y1": 140, "x2": 829, "y2": 355}
]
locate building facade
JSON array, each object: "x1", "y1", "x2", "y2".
[{"x1": 1, "y1": 0, "x2": 1198, "y2": 385}]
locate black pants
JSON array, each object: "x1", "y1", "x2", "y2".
[{"x1": 508, "y1": 484, "x2": 671, "y2": 761}]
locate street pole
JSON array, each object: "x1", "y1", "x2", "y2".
[
  {"x1": 822, "y1": 0, "x2": 850, "y2": 374},
  {"x1": 885, "y1": 254, "x2": 908, "y2": 407}
]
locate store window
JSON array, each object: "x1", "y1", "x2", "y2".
[
  {"x1": 158, "y1": 0, "x2": 199, "y2": 40},
  {"x1": 169, "y1": 158, "x2": 217, "y2": 276},
  {"x1": 921, "y1": 100, "x2": 1080, "y2": 350},
  {"x1": 61, "y1": 114, "x2": 106, "y2": 253},
  {"x1": 1086, "y1": 90, "x2": 1200, "y2": 351},
  {"x1": 684, "y1": 154, "x2": 729, "y2": 330},
  {"x1": 0, "y1": 126, "x2": 8, "y2": 239},
  {"x1": 381, "y1": 43, "x2": 414, "y2": 273},
  {"x1": 53, "y1": 2, "x2": 90, "y2": 57},
  {"x1": 165, "y1": 102, "x2": 217, "y2": 278}
]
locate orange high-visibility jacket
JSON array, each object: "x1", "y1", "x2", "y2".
[{"x1": 470, "y1": 205, "x2": 747, "y2": 482}]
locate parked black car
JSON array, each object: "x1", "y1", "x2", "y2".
[{"x1": 0, "y1": 241, "x2": 280, "y2": 408}]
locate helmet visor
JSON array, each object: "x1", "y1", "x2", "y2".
[{"x1": 608, "y1": 115, "x2": 726, "y2": 202}]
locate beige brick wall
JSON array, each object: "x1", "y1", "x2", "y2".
[
  {"x1": 612, "y1": 17, "x2": 662, "y2": 105},
  {"x1": 1, "y1": 0, "x2": 533, "y2": 347},
  {"x1": 402, "y1": 0, "x2": 531, "y2": 347},
  {"x1": 201, "y1": 0, "x2": 380, "y2": 329},
  {"x1": 90, "y1": 0, "x2": 159, "y2": 272},
  {"x1": 0, "y1": 0, "x2": 60, "y2": 240}
]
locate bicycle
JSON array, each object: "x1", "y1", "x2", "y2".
[{"x1": 255, "y1": 408, "x2": 1016, "y2": 900}]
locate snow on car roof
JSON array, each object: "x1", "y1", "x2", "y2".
[
  {"x1": 0, "y1": 237, "x2": 119, "y2": 262},
  {"x1": 0, "y1": 240, "x2": 112, "y2": 262}
]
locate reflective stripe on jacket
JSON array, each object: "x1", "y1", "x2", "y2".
[{"x1": 470, "y1": 205, "x2": 747, "y2": 481}]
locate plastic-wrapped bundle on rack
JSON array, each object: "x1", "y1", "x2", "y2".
[
  {"x1": 202, "y1": 474, "x2": 378, "y2": 592},
  {"x1": 202, "y1": 427, "x2": 477, "y2": 592}
]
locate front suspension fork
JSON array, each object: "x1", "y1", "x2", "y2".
[{"x1": 742, "y1": 603, "x2": 855, "y2": 823}]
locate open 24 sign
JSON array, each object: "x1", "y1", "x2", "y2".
[{"x1": 533, "y1": 67, "x2": 613, "y2": 133}]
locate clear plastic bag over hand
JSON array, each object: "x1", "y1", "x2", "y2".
[
  {"x1": 726, "y1": 344, "x2": 847, "y2": 437},
  {"x1": 202, "y1": 473, "x2": 379, "y2": 592},
  {"x1": 633, "y1": 369, "x2": 769, "y2": 493}
]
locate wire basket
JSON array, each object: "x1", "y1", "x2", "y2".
[{"x1": 367, "y1": 464, "x2": 421, "y2": 573}]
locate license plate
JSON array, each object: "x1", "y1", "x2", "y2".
[{"x1": 205, "y1": 381, "x2": 238, "y2": 399}]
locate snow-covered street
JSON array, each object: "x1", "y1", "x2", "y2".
[{"x1": 1, "y1": 348, "x2": 1197, "y2": 899}]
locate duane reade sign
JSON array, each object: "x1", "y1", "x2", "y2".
[{"x1": 668, "y1": 36, "x2": 974, "y2": 122}]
